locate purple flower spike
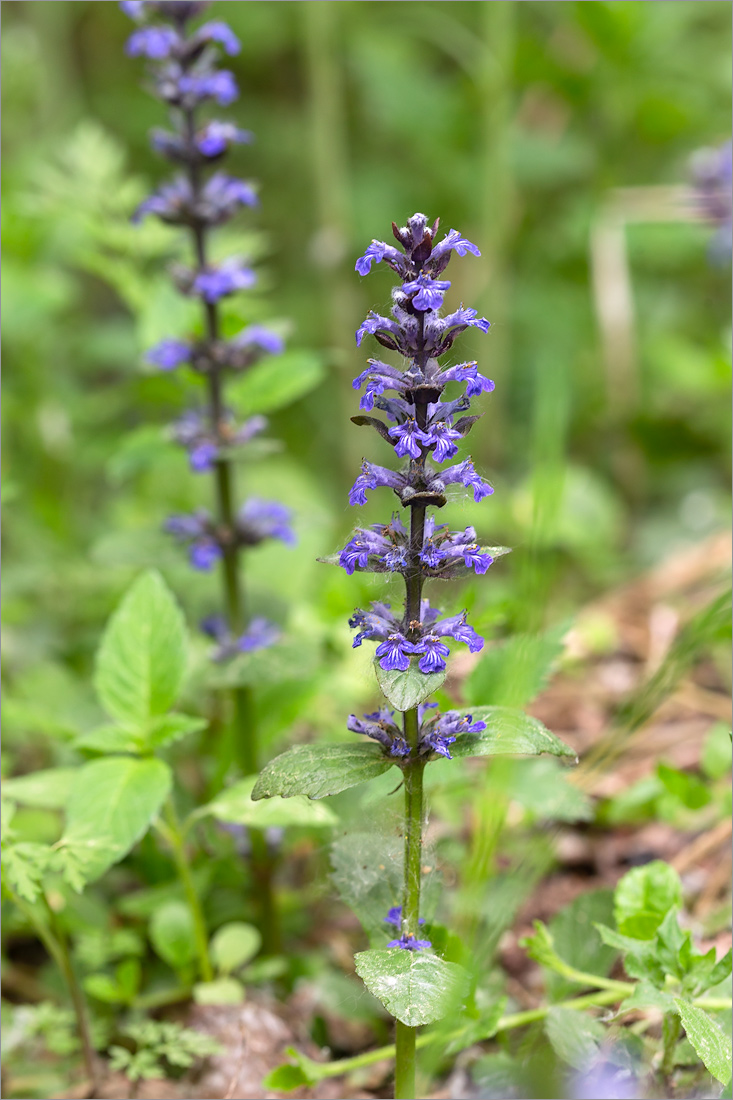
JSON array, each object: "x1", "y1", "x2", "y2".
[{"x1": 387, "y1": 933, "x2": 432, "y2": 951}]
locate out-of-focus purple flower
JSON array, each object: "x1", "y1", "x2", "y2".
[
  {"x1": 192, "y1": 259, "x2": 256, "y2": 302},
  {"x1": 570, "y1": 1061, "x2": 638, "y2": 1100},
  {"x1": 120, "y1": 1, "x2": 148, "y2": 19},
  {"x1": 197, "y1": 120, "x2": 252, "y2": 157},
  {"x1": 385, "y1": 906, "x2": 425, "y2": 927},
  {"x1": 189, "y1": 441, "x2": 218, "y2": 472},
  {"x1": 387, "y1": 933, "x2": 432, "y2": 951},
  {"x1": 238, "y1": 617, "x2": 280, "y2": 652},
  {"x1": 237, "y1": 498, "x2": 295, "y2": 546},
  {"x1": 126, "y1": 25, "x2": 179, "y2": 58},
  {"x1": 177, "y1": 70, "x2": 239, "y2": 106},
  {"x1": 690, "y1": 141, "x2": 733, "y2": 263},
  {"x1": 231, "y1": 324, "x2": 285, "y2": 356},
  {"x1": 196, "y1": 20, "x2": 240, "y2": 55},
  {"x1": 146, "y1": 338, "x2": 191, "y2": 370},
  {"x1": 189, "y1": 538, "x2": 222, "y2": 571}
]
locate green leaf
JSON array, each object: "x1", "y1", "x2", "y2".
[
  {"x1": 229, "y1": 349, "x2": 325, "y2": 415},
  {"x1": 375, "y1": 659, "x2": 446, "y2": 712},
  {"x1": 1, "y1": 842, "x2": 53, "y2": 902},
  {"x1": 545, "y1": 1006, "x2": 604, "y2": 1070},
  {"x1": 149, "y1": 901, "x2": 198, "y2": 970},
  {"x1": 701, "y1": 723, "x2": 732, "y2": 780},
  {"x1": 619, "y1": 982, "x2": 676, "y2": 1014},
  {"x1": 74, "y1": 726, "x2": 141, "y2": 755},
  {"x1": 451, "y1": 707, "x2": 576, "y2": 760},
  {"x1": 61, "y1": 757, "x2": 172, "y2": 880},
  {"x1": 674, "y1": 999, "x2": 732, "y2": 1086},
  {"x1": 354, "y1": 949, "x2": 469, "y2": 1027},
  {"x1": 614, "y1": 860, "x2": 682, "y2": 939},
  {"x1": 84, "y1": 973, "x2": 126, "y2": 1005},
  {"x1": 210, "y1": 922, "x2": 262, "y2": 975},
  {"x1": 252, "y1": 743, "x2": 395, "y2": 801},
  {"x1": 202, "y1": 775, "x2": 337, "y2": 829},
  {"x1": 2, "y1": 768, "x2": 77, "y2": 810},
  {"x1": 144, "y1": 713, "x2": 207, "y2": 751},
  {"x1": 94, "y1": 571, "x2": 187, "y2": 729},
  {"x1": 465, "y1": 622, "x2": 568, "y2": 708},
  {"x1": 657, "y1": 763, "x2": 711, "y2": 810},
  {"x1": 262, "y1": 1063, "x2": 312, "y2": 1091},
  {"x1": 547, "y1": 890, "x2": 617, "y2": 999},
  {"x1": 192, "y1": 978, "x2": 245, "y2": 1005}
]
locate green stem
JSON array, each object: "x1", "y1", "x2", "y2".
[
  {"x1": 394, "y1": 1021, "x2": 416, "y2": 1100},
  {"x1": 661, "y1": 1011, "x2": 682, "y2": 1081},
  {"x1": 287, "y1": 984, "x2": 731, "y2": 1086},
  {"x1": 394, "y1": 708, "x2": 426, "y2": 1100},
  {"x1": 163, "y1": 797, "x2": 214, "y2": 982},
  {"x1": 248, "y1": 827, "x2": 282, "y2": 957},
  {"x1": 7, "y1": 887, "x2": 97, "y2": 1086}
]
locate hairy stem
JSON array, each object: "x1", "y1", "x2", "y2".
[{"x1": 163, "y1": 797, "x2": 214, "y2": 982}]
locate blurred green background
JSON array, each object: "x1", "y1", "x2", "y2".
[{"x1": 2, "y1": 0, "x2": 731, "y2": 760}]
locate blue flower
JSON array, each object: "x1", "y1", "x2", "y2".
[
  {"x1": 401, "y1": 274, "x2": 451, "y2": 312},
  {"x1": 355, "y1": 312, "x2": 403, "y2": 349},
  {"x1": 388, "y1": 418, "x2": 429, "y2": 460},
  {"x1": 146, "y1": 338, "x2": 190, "y2": 370},
  {"x1": 441, "y1": 458, "x2": 493, "y2": 502},
  {"x1": 189, "y1": 440, "x2": 218, "y2": 472},
  {"x1": 411, "y1": 633, "x2": 450, "y2": 674},
  {"x1": 348, "y1": 461, "x2": 406, "y2": 506},
  {"x1": 375, "y1": 632, "x2": 416, "y2": 672},
  {"x1": 430, "y1": 229, "x2": 481, "y2": 262},
  {"x1": 435, "y1": 611, "x2": 484, "y2": 653},
  {"x1": 387, "y1": 933, "x2": 432, "y2": 951},
  {"x1": 355, "y1": 240, "x2": 409, "y2": 277},
  {"x1": 423, "y1": 419, "x2": 462, "y2": 463}
]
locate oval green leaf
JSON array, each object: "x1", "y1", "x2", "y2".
[
  {"x1": 355, "y1": 948, "x2": 468, "y2": 1027},
  {"x1": 252, "y1": 743, "x2": 395, "y2": 801},
  {"x1": 210, "y1": 921, "x2": 262, "y2": 975},
  {"x1": 61, "y1": 756, "x2": 172, "y2": 880},
  {"x1": 204, "y1": 775, "x2": 337, "y2": 828},
  {"x1": 451, "y1": 707, "x2": 576, "y2": 760},
  {"x1": 94, "y1": 571, "x2": 187, "y2": 729},
  {"x1": 375, "y1": 659, "x2": 446, "y2": 712},
  {"x1": 149, "y1": 900, "x2": 198, "y2": 969}
]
